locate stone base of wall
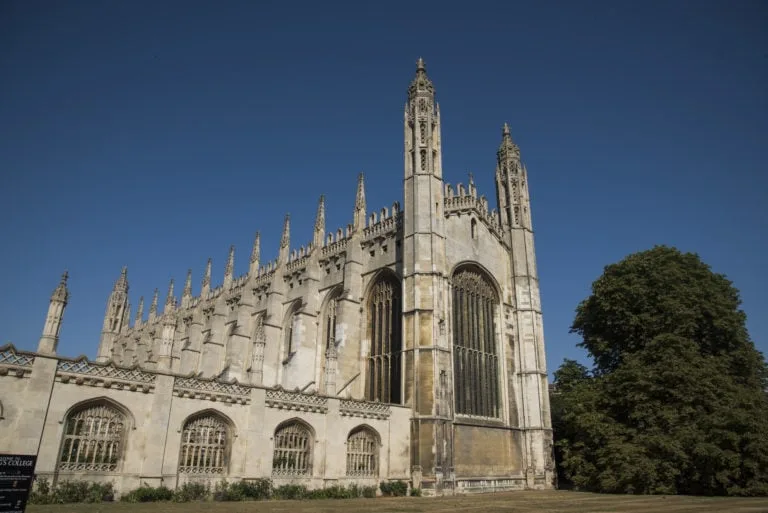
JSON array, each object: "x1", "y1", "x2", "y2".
[{"x1": 419, "y1": 475, "x2": 555, "y2": 496}]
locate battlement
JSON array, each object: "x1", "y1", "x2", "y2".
[
  {"x1": 363, "y1": 202, "x2": 402, "y2": 240},
  {"x1": 444, "y1": 182, "x2": 502, "y2": 238}
]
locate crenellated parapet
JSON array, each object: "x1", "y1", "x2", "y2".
[
  {"x1": 362, "y1": 202, "x2": 402, "y2": 242},
  {"x1": 444, "y1": 181, "x2": 503, "y2": 240}
]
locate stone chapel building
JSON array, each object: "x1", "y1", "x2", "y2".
[{"x1": 0, "y1": 60, "x2": 554, "y2": 496}]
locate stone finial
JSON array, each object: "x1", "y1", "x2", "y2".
[
  {"x1": 183, "y1": 269, "x2": 192, "y2": 298},
  {"x1": 408, "y1": 57, "x2": 434, "y2": 99},
  {"x1": 51, "y1": 270, "x2": 69, "y2": 304},
  {"x1": 313, "y1": 195, "x2": 326, "y2": 247},
  {"x1": 249, "y1": 232, "x2": 260, "y2": 275},
  {"x1": 165, "y1": 279, "x2": 175, "y2": 312},
  {"x1": 224, "y1": 245, "x2": 235, "y2": 287},
  {"x1": 149, "y1": 288, "x2": 159, "y2": 316},
  {"x1": 498, "y1": 122, "x2": 520, "y2": 159},
  {"x1": 135, "y1": 296, "x2": 144, "y2": 325},
  {"x1": 355, "y1": 173, "x2": 366, "y2": 212},
  {"x1": 353, "y1": 173, "x2": 367, "y2": 231},
  {"x1": 280, "y1": 214, "x2": 290, "y2": 249},
  {"x1": 315, "y1": 195, "x2": 326, "y2": 233},
  {"x1": 202, "y1": 258, "x2": 212, "y2": 289},
  {"x1": 114, "y1": 266, "x2": 128, "y2": 292}
]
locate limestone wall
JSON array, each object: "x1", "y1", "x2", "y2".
[{"x1": 0, "y1": 345, "x2": 411, "y2": 496}]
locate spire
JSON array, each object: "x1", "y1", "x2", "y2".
[
  {"x1": 202, "y1": 257, "x2": 212, "y2": 296},
  {"x1": 279, "y1": 214, "x2": 290, "y2": 263},
  {"x1": 38, "y1": 270, "x2": 70, "y2": 354},
  {"x1": 280, "y1": 214, "x2": 290, "y2": 248},
  {"x1": 353, "y1": 173, "x2": 366, "y2": 231},
  {"x1": 114, "y1": 266, "x2": 128, "y2": 292},
  {"x1": 149, "y1": 288, "x2": 159, "y2": 321},
  {"x1": 313, "y1": 195, "x2": 325, "y2": 247},
  {"x1": 135, "y1": 296, "x2": 144, "y2": 326},
  {"x1": 51, "y1": 271, "x2": 69, "y2": 303},
  {"x1": 165, "y1": 279, "x2": 175, "y2": 312},
  {"x1": 249, "y1": 232, "x2": 261, "y2": 275},
  {"x1": 498, "y1": 122, "x2": 520, "y2": 161},
  {"x1": 183, "y1": 269, "x2": 192, "y2": 298},
  {"x1": 408, "y1": 57, "x2": 434, "y2": 100},
  {"x1": 224, "y1": 245, "x2": 235, "y2": 288}
]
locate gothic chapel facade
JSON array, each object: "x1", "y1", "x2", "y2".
[{"x1": 0, "y1": 60, "x2": 554, "y2": 496}]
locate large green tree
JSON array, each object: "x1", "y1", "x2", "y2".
[{"x1": 553, "y1": 246, "x2": 768, "y2": 496}]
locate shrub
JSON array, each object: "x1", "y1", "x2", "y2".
[
  {"x1": 28, "y1": 477, "x2": 52, "y2": 504},
  {"x1": 120, "y1": 485, "x2": 173, "y2": 502},
  {"x1": 173, "y1": 482, "x2": 209, "y2": 502},
  {"x1": 29, "y1": 479, "x2": 115, "y2": 504},
  {"x1": 234, "y1": 478, "x2": 273, "y2": 500},
  {"x1": 380, "y1": 479, "x2": 408, "y2": 496},
  {"x1": 273, "y1": 484, "x2": 308, "y2": 500},
  {"x1": 410, "y1": 487, "x2": 422, "y2": 496},
  {"x1": 362, "y1": 485, "x2": 378, "y2": 498}
]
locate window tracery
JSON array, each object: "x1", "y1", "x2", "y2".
[
  {"x1": 366, "y1": 276, "x2": 402, "y2": 404},
  {"x1": 346, "y1": 427, "x2": 378, "y2": 477},
  {"x1": 58, "y1": 402, "x2": 126, "y2": 472},
  {"x1": 452, "y1": 268, "x2": 500, "y2": 417},
  {"x1": 178, "y1": 413, "x2": 229, "y2": 474},
  {"x1": 272, "y1": 421, "x2": 312, "y2": 476}
]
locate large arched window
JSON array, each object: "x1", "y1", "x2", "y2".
[
  {"x1": 346, "y1": 426, "x2": 379, "y2": 477},
  {"x1": 58, "y1": 401, "x2": 127, "y2": 472},
  {"x1": 178, "y1": 412, "x2": 230, "y2": 474},
  {"x1": 272, "y1": 421, "x2": 312, "y2": 476},
  {"x1": 452, "y1": 266, "x2": 500, "y2": 418},
  {"x1": 366, "y1": 274, "x2": 402, "y2": 404}
]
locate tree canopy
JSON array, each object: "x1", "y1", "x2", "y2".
[{"x1": 553, "y1": 246, "x2": 768, "y2": 496}]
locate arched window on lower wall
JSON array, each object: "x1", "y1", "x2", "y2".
[
  {"x1": 452, "y1": 266, "x2": 501, "y2": 418},
  {"x1": 366, "y1": 274, "x2": 402, "y2": 404},
  {"x1": 346, "y1": 427, "x2": 379, "y2": 477},
  {"x1": 272, "y1": 421, "x2": 312, "y2": 477},
  {"x1": 178, "y1": 412, "x2": 230, "y2": 474},
  {"x1": 58, "y1": 401, "x2": 127, "y2": 472}
]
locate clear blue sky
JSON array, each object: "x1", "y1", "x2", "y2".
[{"x1": 1, "y1": 0, "x2": 766, "y2": 374}]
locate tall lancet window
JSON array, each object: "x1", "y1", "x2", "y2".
[
  {"x1": 366, "y1": 275, "x2": 402, "y2": 404},
  {"x1": 325, "y1": 296, "x2": 338, "y2": 351},
  {"x1": 452, "y1": 266, "x2": 500, "y2": 418},
  {"x1": 283, "y1": 302, "x2": 300, "y2": 364},
  {"x1": 58, "y1": 401, "x2": 127, "y2": 472}
]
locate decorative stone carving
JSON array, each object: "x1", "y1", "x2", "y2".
[
  {"x1": 173, "y1": 376, "x2": 252, "y2": 404},
  {"x1": 0, "y1": 345, "x2": 35, "y2": 370},
  {"x1": 265, "y1": 387, "x2": 328, "y2": 414},
  {"x1": 56, "y1": 357, "x2": 156, "y2": 392},
  {"x1": 339, "y1": 399, "x2": 391, "y2": 420}
]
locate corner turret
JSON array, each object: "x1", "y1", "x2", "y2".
[{"x1": 37, "y1": 271, "x2": 70, "y2": 354}]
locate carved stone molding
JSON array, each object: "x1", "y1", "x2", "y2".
[
  {"x1": 173, "y1": 376, "x2": 251, "y2": 404},
  {"x1": 0, "y1": 345, "x2": 34, "y2": 378},
  {"x1": 265, "y1": 387, "x2": 328, "y2": 413},
  {"x1": 339, "y1": 399, "x2": 391, "y2": 420},
  {"x1": 56, "y1": 358, "x2": 156, "y2": 392}
]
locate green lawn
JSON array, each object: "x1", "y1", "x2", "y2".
[{"x1": 27, "y1": 490, "x2": 768, "y2": 513}]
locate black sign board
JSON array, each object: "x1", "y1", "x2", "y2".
[{"x1": 0, "y1": 454, "x2": 37, "y2": 513}]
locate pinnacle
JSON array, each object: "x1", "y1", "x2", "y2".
[
  {"x1": 417, "y1": 57, "x2": 425, "y2": 71},
  {"x1": 502, "y1": 122, "x2": 511, "y2": 137},
  {"x1": 355, "y1": 173, "x2": 366, "y2": 211}
]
